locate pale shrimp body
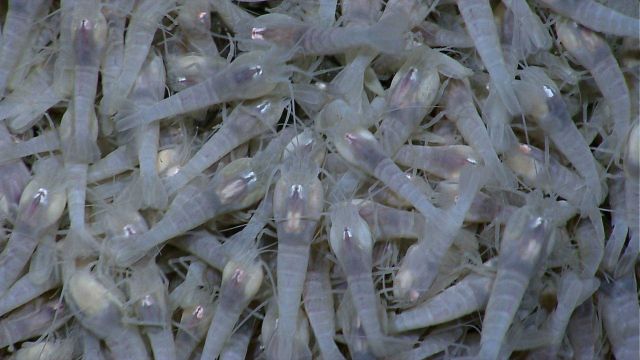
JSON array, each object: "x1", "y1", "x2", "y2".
[
  {"x1": 478, "y1": 200, "x2": 557, "y2": 359},
  {"x1": 270, "y1": 144, "x2": 324, "y2": 360},
  {"x1": 115, "y1": 50, "x2": 291, "y2": 131},
  {"x1": 0, "y1": 158, "x2": 66, "y2": 295},
  {"x1": 163, "y1": 97, "x2": 286, "y2": 195},
  {"x1": 394, "y1": 144, "x2": 482, "y2": 181},
  {"x1": 389, "y1": 260, "x2": 495, "y2": 332},
  {"x1": 328, "y1": 202, "x2": 392, "y2": 357},
  {"x1": 0, "y1": 263, "x2": 60, "y2": 317},
  {"x1": 556, "y1": 19, "x2": 631, "y2": 154},
  {"x1": 65, "y1": 269, "x2": 150, "y2": 360},
  {"x1": 456, "y1": 0, "x2": 521, "y2": 115},
  {"x1": 538, "y1": 0, "x2": 640, "y2": 38},
  {"x1": 597, "y1": 272, "x2": 640, "y2": 360},
  {"x1": 0, "y1": 299, "x2": 69, "y2": 349},
  {"x1": 356, "y1": 200, "x2": 424, "y2": 241}
]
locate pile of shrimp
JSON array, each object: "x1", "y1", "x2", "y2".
[{"x1": 0, "y1": 0, "x2": 638, "y2": 359}]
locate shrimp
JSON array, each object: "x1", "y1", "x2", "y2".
[
  {"x1": 620, "y1": 121, "x2": 640, "y2": 276},
  {"x1": 220, "y1": 318, "x2": 254, "y2": 360},
  {"x1": 385, "y1": 329, "x2": 462, "y2": 360},
  {"x1": 444, "y1": 79, "x2": 516, "y2": 188},
  {"x1": 101, "y1": 0, "x2": 175, "y2": 117},
  {"x1": 64, "y1": 268, "x2": 150, "y2": 359},
  {"x1": 128, "y1": 261, "x2": 176, "y2": 360},
  {"x1": 0, "y1": 131, "x2": 61, "y2": 165},
  {"x1": 539, "y1": 0, "x2": 640, "y2": 38},
  {"x1": 169, "y1": 231, "x2": 228, "y2": 271},
  {"x1": 7, "y1": 339, "x2": 74, "y2": 360},
  {"x1": 0, "y1": 125, "x2": 30, "y2": 221},
  {"x1": 328, "y1": 201, "x2": 398, "y2": 357},
  {"x1": 0, "y1": 0, "x2": 50, "y2": 98},
  {"x1": 0, "y1": 299, "x2": 69, "y2": 349},
  {"x1": 394, "y1": 144, "x2": 481, "y2": 180},
  {"x1": 597, "y1": 272, "x2": 640, "y2": 360},
  {"x1": 556, "y1": 19, "x2": 631, "y2": 158},
  {"x1": 249, "y1": 12, "x2": 407, "y2": 57},
  {"x1": 129, "y1": 51, "x2": 169, "y2": 209},
  {"x1": 0, "y1": 157, "x2": 66, "y2": 295},
  {"x1": 414, "y1": 21, "x2": 474, "y2": 48},
  {"x1": 376, "y1": 47, "x2": 441, "y2": 156},
  {"x1": 176, "y1": 0, "x2": 219, "y2": 57},
  {"x1": 171, "y1": 261, "x2": 216, "y2": 360},
  {"x1": 114, "y1": 50, "x2": 291, "y2": 131},
  {"x1": 394, "y1": 166, "x2": 487, "y2": 303},
  {"x1": 389, "y1": 260, "x2": 496, "y2": 333},
  {"x1": 86, "y1": 145, "x2": 136, "y2": 183},
  {"x1": 516, "y1": 67, "x2": 603, "y2": 200},
  {"x1": 110, "y1": 129, "x2": 293, "y2": 266},
  {"x1": 567, "y1": 299, "x2": 604, "y2": 360},
  {"x1": 501, "y1": 0, "x2": 552, "y2": 61},
  {"x1": 341, "y1": 0, "x2": 382, "y2": 25},
  {"x1": 268, "y1": 138, "x2": 324, "y2": 360},
  {"x1": 477, "y1": 198, "x2": 557, "y2": 359},
  {"x1": 356, "y1": 200, "x2": 424, "y2": 241},
  {"x1": 303, "y1": 250, "x2": 345, "y2": 360},
  {"x1": 163, "y1": 97, "x2": 286, "y2": 195},
  {"x1": 200, "y1": 242, "x2": 264, "y2": 359},
  {"x1": 0, "y1": 263, "x2": 60, "y2": 317},
  {"x1": 456, "y1": 0, "x2": 521, "y2": 115}
]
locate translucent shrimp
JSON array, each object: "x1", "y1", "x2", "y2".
[
  {"x1": 0, "y1": 131, "x2": 61, "y2": 165},
  {"x1": 110, "y1": 130, "x2": 293, "y2": 266},
  {"x1": 515, "y1": 67, "x2": 603, "y2": 201},
  {"x1": 128, "y1": 262, "x2": 176, "y2": 360},
  {"x1": 249, "y1": 12, "x2": 407, "y2": 57},
  {"x1": 319, "y1": 99, "x2": 442, "y2": 222},
  {"x1": 394, "y1": 144, "x2": 482, "y2": 180},
  {"x1": 268, "y1": 138, "x2": 324, "y2": 360},
  {"x1": 0, "y1": 125, "x2": 30, "y2": 221},
  {"x1": 385, "y1": 329, "x2": 462, "y2": 360},
  {"x1": 220, "y1": 318, "x2": 254, "y2": 360},
  {"x1": 376, "y1": 47, "x2": 441, "y2": 156},
  {"x1": 539, "y1": 0, "x2": 640, "y2": 38},
  {"x1": 414, "y1": 21, "x2": 474, "y2": 48},
  {"x1": 389, "y1": 260, "x2": 496, "y2": 333},
  {"x1": 556, "y1": 19, "x2": 631, "y2": 155},
  {"x1": 597, "y1": 272, "x2": 640, "y2": 360},
  {"x1": 200, "y1": 244, "x2": 264, "y2": 359},
  {"x1": 0, "y1": 0, "x2": 50, "y2": 98},
  {"x1": 356, "y1": 200, "x2": 424, "y2": 241},
  {"x1": 169, "y1": 231, "x2": 228, "y2": 271},
  {"x1": 86, "y1": 145, "x2": 136, "y2": 184},
  {"x1": 477, "y1": 198, "x2": 557, "y2": 359},
  {"x1": 115, "y1": 50, "x2": 291, "y2": 131},
  {"x1": 394, "y1": 166, "x2": 488, "y2": 303},
  {"x1": 0, "y1": 157, "x2": 66, "y2": 295},
  {"x1": 456, "y1": 0, "x2": 521, "y2": 115},
  {"x1": 172, "y1": 261, "x2": 216, "y2": 360},
  {"x1": 444, "y1": 79, "x2": 516, "y2": 188},
  {"x1": 64, "y1": 268, "x2": 150, "y2": 359},
  {"x1": 129, "y1": 51, "x2": 169, "y2": 209},
  {"x1": 502, "y1": 0, "x2": 552, "y2": 57},
  {"x1": 7, "y1": 338, "x2": 74, "y2": 360},
  {"x1": 328, "y1": 202, "x2": 397, "y2": 357},
  {"x1": 567, "y1": 299, "x2": 604, "y2": 360},
  {"x1": 0, "y1": 299, "x2": 69, "y2": 349},
  {"x1": 303, "y1": 250, "x2": 345, "y2": 360},
  {"x1": 0, "y1": 262, "x2": 60, "y2": 316},
  {"x1": 163, "y1": 97, "x2": 286, "y2": 195},
  {"x1": 176, "y1": 0, "x2": 219, "y2": 57},
  {"x1": 101, "y1": 0, "x2": 175, "y2": 116}
]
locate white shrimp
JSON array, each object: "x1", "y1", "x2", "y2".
[
  {"x1": 114, "y1": 50, "x2": 291, "y2": 131},
  {"x1": 539, "y1": 0, "x2": 640, "y2": 38},
  {"x1": 456, "y1": 0, "x2": 521, "y2": 115},
  {"x1": 477, "y1": 197, "x2": 557, "y2": 359},
  {"x1": 0, "y1": 157, "x2": 66, "y2": 295}
]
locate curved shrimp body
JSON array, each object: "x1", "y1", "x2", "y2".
[
  {"x1": 394, "y1": 144, "x2": 481, "y2": 181},
  {"x1": 200, "y1": 258, "x2": 264, "y2": 359},
  {"x1": 456, "y1": 0, "x2": 521, "y2": 115},
  {"x1": 556, "y1": 19, "x2": 631, "y2": 152},
  {"x1": 271, "y1": 146, "x2": 324, "y2": 360},
  {"x1": 329, "y1": 202, "x2": 391, "y2": 357},
  {"x1": 115, "y1": 50, "x2": 291, "y2": 131},
  {"x1": 0, "y1": 299, "x2": 69, "y2": 349},
  {"x1": 389, "y1": 262, "x2": 495, "y2": 333},
  {"x1": 539, "y1": 0, "x2": 640, "y2": 38},
  {"x1": 356, "y1": 200, "x2": 424, "y2": 241},
  {"x1": 478, "y1": 201, "x2": 556, "y2": 359},
  {"x1": 65, "y1": 269, "x2": 150, "y2": 360},
  {"x1": 111, "y1": 156, "x2": 268, "y2": 266},
  {"x1": 0, "y1": 0, "x2": 50, "y2": 98},
  {"x1": 514, "y1": 68, "x2": 603, "y2": 202},
  {"x1": 164, "y1": 98, "x2": 286, "y2": 195}
]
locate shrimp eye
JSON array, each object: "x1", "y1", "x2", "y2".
[
  {"x1": 34, "y1": 188, "x2": 48, "y2": 205},
  {"x1": 342, "y1": 227, "x2": 353, "y2": 243},
  {"x1": 234, "y1": 66, "x2": 263, "y2": 84},
  {"x1": 141, "y1": 294, "x2": 154, "y2": 307},
  {"x1": 193, "y1": 305, "x2": 205, "y2": 320},
  {"x1": 256, "y1": 100, "x2": 272, "y2": 114},
  {"x1": 123, "y1": 224, "x2": 137, "y2": 237},
  {"x1": 251, "y1": 27, "x2": 267, "y2": 40},
  {"x1": 290, "y1": 184, "x2": 304, "y2": 199}
]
